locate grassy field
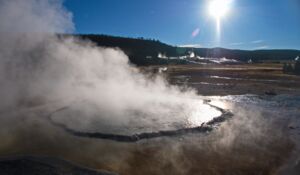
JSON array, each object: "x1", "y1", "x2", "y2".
[{"x1": 146, "y1": 63, "x2": 300, "y2": 96}]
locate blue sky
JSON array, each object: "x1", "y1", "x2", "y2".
[{"x1": 64, "y1": 0, "x2": 300, "y2": 50}]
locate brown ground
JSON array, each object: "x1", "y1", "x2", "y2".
[{"x1": 146, "y1": 63, "x2": 300, "y2": 96}]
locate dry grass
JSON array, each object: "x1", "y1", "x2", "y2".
[{"x1": 148, "y1": 63, "x2": 300, "y2": 96}]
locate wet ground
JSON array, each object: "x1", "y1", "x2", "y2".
[
  {"x1": 0, "y1": 94, "x2": 299, "y2": 175},
  {"x1": 0, "y1": 63, "x2": 300, "y2": 175}
]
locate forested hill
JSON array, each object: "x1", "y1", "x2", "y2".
[{"x1": 69, "y1": 34, "x2": 300, "y2": 65}]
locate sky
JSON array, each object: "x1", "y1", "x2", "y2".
[{"x1": 64, "y1": 0, "x2": 300, "y2": 50}]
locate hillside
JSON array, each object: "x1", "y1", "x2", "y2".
[{"x1": 70, "y1": 34, "x2": 300, "y2": 66}]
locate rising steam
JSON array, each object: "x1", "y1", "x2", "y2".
[
  {"x1": 0, "y1": 1, "x2": 294, "y2": 175},
  {"x1": 0, "y1": 0, "x2": 220, "y2": 135}
]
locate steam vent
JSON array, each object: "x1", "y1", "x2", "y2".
[
  {"x1": 48, "y1": 99, "x2": 233, "y2": 142},
  {"x1": 1, "y1": 0, "x2": 300, "y2": 175}
]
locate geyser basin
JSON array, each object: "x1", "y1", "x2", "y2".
[{"x1": 49, "y1": 98, "x2": 226, "y2": 140}]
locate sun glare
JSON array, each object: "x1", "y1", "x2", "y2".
[
  {"x1": 209, "y1": 0, "x2": 232, "y2": 19},
  {"x1": 208, "y1": 0, "x2": 233, "y2": 44}
]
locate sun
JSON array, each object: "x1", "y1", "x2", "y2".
[
  {"x1": 208, "y1": 0, "x2": 232, "y2": 19},
  {"x1": 207, "y1": 0, "x2": 233, "y2": 44}
]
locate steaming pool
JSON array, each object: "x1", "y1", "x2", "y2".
[
  {"x1": 48, "y1": 97, "x2": 232, "y2": 141},
  {"x1": 1, "y1": 94, "x2": 300, "y2": 174},
  {"x1": 46, "y1": 94, "x2": 300, "y2": 143}
]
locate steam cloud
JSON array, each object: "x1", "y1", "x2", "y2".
[
  {"x1": 0, "y1": 0, "x2": 221, "y2": 135},
  {"x1": 0, "y1": 1, "x2": 294, "y2": 174}
]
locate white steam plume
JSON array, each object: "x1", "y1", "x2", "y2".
[
  {"x1": 0, "y1": 0, "x2": 218, "y2": 134},
  {"x1": 0, "y1": 1, "x2": 294, "y2": 174}
]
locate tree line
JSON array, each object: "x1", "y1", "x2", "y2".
[{"x1": 59, "y1": 34, "x2": 300, "y2": 66}]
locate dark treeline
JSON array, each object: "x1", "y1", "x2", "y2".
[{"x1": 62, "y1": 34, "x2": 300, "y2": 66}]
